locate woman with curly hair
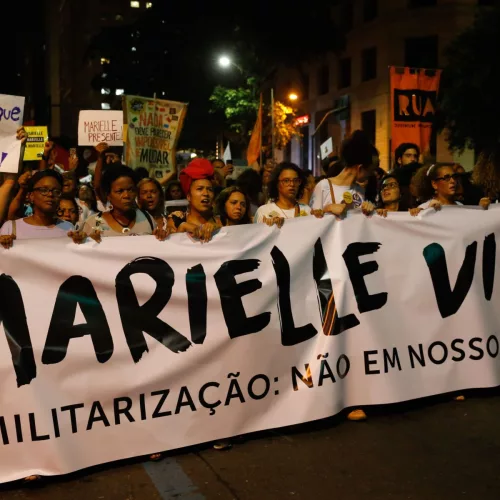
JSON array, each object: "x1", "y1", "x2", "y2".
[
  {"x1": 411, "y1": 163, "x2": 490, "y2": 213},
  {"x1": 472, "y1": 147, "x2": 500, "y2": 205},
  {"x1": 254, "y1": 162, "x2": 322, "y2": 228},
  {"x1": 216, "y1": 186, "x2": 251, "y2": 226}
]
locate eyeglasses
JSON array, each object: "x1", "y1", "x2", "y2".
[
  {"x1": 279, "y1": 178, "x2": 301, "y2": 186},
  {"x1": 382, "y1": 182, "x2": 399, "y2": 190},
  {"x1": 435, "y1": 173, "x2": 460, "y2": 182},
  {"x1": 33, "y1": 187, "x2": 62, "y2": 197}
]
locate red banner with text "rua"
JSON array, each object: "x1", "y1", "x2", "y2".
[{"x1": 390, "y1": 67, "x2": 441, "y2": 154}]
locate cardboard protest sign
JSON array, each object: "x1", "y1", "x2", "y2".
[
  {"x1": 124, "y1": 95, "x2": 188, "y2": 179},
  {"x1": 78, "y1": 111, "x2": 124, "y2": 146},
  {"x1": 0, "y1": 94, "x2": 25, "y2": 173},
  {"x1": 320, "y1": 137, "x2": 333, "y2": 160},
  {"x1": 23, "y1": 126, "x2": 48, "y2": 161}
]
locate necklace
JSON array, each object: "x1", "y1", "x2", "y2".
[
  {"x1": 110, "y1": 210, "x2": 135, "y2": 233},
  {"x1": 275, "y1": 202, "x2": 300, "y2": 219}
]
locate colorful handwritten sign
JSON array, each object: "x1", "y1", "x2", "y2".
[
  {"x1": 124, "y1": 95, "x2": 187, "y2": 178},
  {"x1": 0, "y1": 94, "x2": 25, "y2": 173}
]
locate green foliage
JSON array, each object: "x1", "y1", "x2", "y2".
[
  {"x1": 209, "y1": 79, "x2": 259, "y2": 142},
  {"x1": 439, "y1": 7, "x2": 500, "y2": 154}
]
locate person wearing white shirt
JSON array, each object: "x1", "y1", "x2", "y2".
[
  {"x1": 310, "y1": 130, "x2": 377, "y2": 218},
  {"x1": 254, "y1": 162, "x2": 322, "y2": 227},
  {"x1": 410, "y1": 163, "x2": 490, "y2": 215}
]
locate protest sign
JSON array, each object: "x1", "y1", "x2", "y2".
[
  {"x1": 0, "y1": 94, "x2": 25, "y2": 173},
  {"x1": 390, "y1": 66, "x2": 441, "y2": 154},
  {"x1": 78, "y1": 110, "x2": 124, "y2": 146},
  {"x1": 320, "y1": 137, "x2": 333, "y2": 160},
  {"x1": 1, "y1": 207, "x2": 500, "y2": 483},
  {"x1": 124, "y1": 95, "x2": 187, "y2": 179},
  {"x1": 23, "y1": 126, "x2": 48, "y2": 161}
]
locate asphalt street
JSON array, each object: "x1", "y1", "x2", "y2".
[{"x1": 1, "y1": 389, "x2": 500, "y2": 500}]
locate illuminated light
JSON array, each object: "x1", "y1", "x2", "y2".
[
  {"x1": 116, "y1": 89, "x2": 125, "y2": 96},
  {"x1": 294, "y1": 115, "x2": 310, "y2": 127},
  {"x1": 146, "y1": 2, "x2": 153, "y2": 8},
  {"x1": 101, "y1": 88, "x2": 111, "y2": 95},
  {"x1": 100, "y1": 57, "x2": 110, "y2": 64},
  {"x1": 218, "y1": 56, "x2": 231, "y2": 68},
  {"x1": 130, "y1": 1, "x2": 140, "y2": 8},
  {"x1": 288, "y1": 92, "x2": 299, "y2": 101},
  {"x1": 131, "y1": 46, "x2": 137, "y2": 52},
  {"x1": 190, "y1": 153, "x2": 197, "y2": 158},
  {"x1": 101, "y1": 103, "x2": 111, "y2": 110}
]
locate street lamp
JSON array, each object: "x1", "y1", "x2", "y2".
[
  {"x1": 288, "y1": 92, "x2": 298, "y2": 102},
  {"x1": 217, "y1": 55, "x2": 243, "y2": 74}
]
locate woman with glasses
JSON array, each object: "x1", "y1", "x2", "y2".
[
  {"x1": 0, "y1": 170, "x2": 74, "y2": 249},
  {"x1": 57, "y1": 195, "x2": 81, "y2": 227},
  {"x1": 376, "y1": 174, "x2": 422, "y2": 217},
  {"x1": 254, "y1": 162, "x2": 322, "y2": 227},
  {"x1": 411, "y1": 163, "x2": 465, "y2": 213}
]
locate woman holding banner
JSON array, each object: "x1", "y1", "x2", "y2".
[
  {"x1": 166, "y1": 158, "x2": 221, "y2": 243},
  {"x1": 253, "y1": 162, "x2": 322, "y2": 227},
  {"x1": 410, "y1": 163, "x2": 491, "y2": 215},
  {"x1": 72, "y1": 165, "x2": 167, "y2": 243},
  {"x1": 216, "y1": 186, "x2": 252, "y2": 225},
  {"x1": 310, "y1": 131, "x2": 376, "y2": 218},
  {"x1": 0, "y1": 170, "x2": 74, "y2": 249},
  {"x1": 137, "y1": 177, "x2": 168, "y2": 229}
]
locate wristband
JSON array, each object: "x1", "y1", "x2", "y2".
[{"x1": 41, "y1": 154, "x2": 49, "y2": 161}]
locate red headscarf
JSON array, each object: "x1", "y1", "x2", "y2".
[{"x1": 179, "y1": 158, "x2": 214, "y2": 196}]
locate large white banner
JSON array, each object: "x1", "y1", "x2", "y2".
[{"x1": 0, "y1": 207, "x2": 499, "y2": 483}]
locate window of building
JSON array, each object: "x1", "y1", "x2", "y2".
[
  {"x1": 146, "y1": 2, "x2": 153, "y2": 8},
  {"x1": 101, "y1": 103, "x2": 111, "y2": 110},
  {"x1": 317, "y1": 65, "x2": 330, "y2": 95},
  {"x1": 341, "y1": 2, "x2": 354, "y2": 31},
  {"x1": 338, "y1": 58, "x2": 351, "y2": 89},
  {"x1": 116, "y1": 89, "x2": 125, "y2": 96},
  {"x1": 363, "y1": 0, "x2": 378, "y2": 21},
  {"x1": 405, "y1": 35, "x2": 438, "y2": 68},
  {"x1": 100, "y1": 57, "x2": 110, "y2": 65},
  {"x1": 361, "y1": 47, "x2": 377, "y2": 81},
  {"x1": 101, "y1": 88, "x2": 111, "y2": 95},
  {"x1": 130, "y1": 1, "x2": 140, "y2": 8},
  {"x1": 361, "y1": 110, "x2": 376, "y2": 145},
  {"x1": 408, "y1": 0, "x2": 436, "y2": 7}
]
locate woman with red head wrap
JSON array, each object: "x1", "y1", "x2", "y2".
[{"x1": 167, "y1": 158, "x2": 221, "y2": 242}]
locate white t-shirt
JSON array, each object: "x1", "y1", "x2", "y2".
[
  {"x1": 0, "y1": 218, "x2": 74, "y2": 239},
  {"x1": 310, "y1": 178, "x2": 365, "y2": 210},
  {"x1": 418, "y1": 200, "x2": 463, "y2": 209},
  {"x1": 253, "y1": 202, "x2": 311, "y2": 223}
]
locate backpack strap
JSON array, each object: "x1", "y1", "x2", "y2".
[
  {"x1": 327, "y1": 178, "x2": 336, "y2": 205},
  {"x1": 142, "y1": 210, "x2": 155, "y2": 231}
]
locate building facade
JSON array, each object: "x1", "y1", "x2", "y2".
[
  {"x1": 274, "y1": 0, "x2": 486, "y2": 173},
  {"x1": 45, "y1": 0, "x2": 148, "y2": 138}
]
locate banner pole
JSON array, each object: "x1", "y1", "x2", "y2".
[{"x1": 271, "y1": 88, "x2": 275, "y2": 161}]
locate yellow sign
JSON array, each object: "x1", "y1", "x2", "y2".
[
  {"x1": 343, "y1": 191, "x2": 353, "y2": 204},
  {"x1": 23, "y1": 126, "x2": 48, "y2": 161}
]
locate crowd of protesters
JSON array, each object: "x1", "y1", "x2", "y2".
[
  {"x1": 0, "y1": 128, "x2": 497, "y2": 477},
  {"x1": 0, "y1": 129, "x2": 495, "y2": 248}
]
